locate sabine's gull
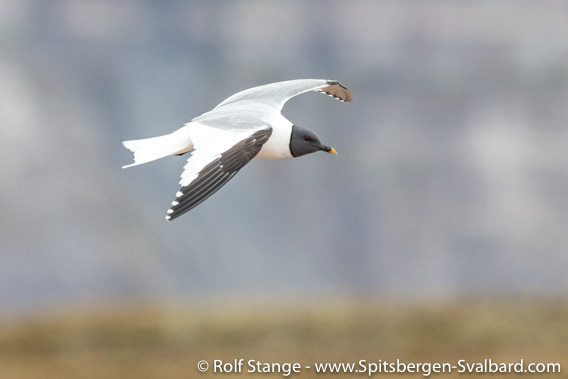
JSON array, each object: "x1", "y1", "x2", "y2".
[{"x1": 122, "y1": 79, "x2": 353, "y2": 221}]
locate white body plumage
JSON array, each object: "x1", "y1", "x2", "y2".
[{"x1": 122, "y1": 79, "x2": 352, "y2": 220}]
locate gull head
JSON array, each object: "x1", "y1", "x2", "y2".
[{"x1": 289, "y1": 125, "x2": 337, "y2": 158}]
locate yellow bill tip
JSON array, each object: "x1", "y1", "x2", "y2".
[{"x1": 329, "y1": 147, "x2": 338, "y2": 155}]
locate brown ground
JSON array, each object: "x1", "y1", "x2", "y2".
[{"x1": 0, "y1": 299, "x2": 566, "y2": 378}]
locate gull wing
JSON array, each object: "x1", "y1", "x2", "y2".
[
  {"x1": 166, "y1": 126, "x2": 272, "y2": 220},
  {"x1": 209, "y1": 79, "x2": 353, "y2": 112}
]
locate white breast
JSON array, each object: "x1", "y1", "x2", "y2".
[{"x1": 255, "y1": 116, "x2": 294, "y2": 160}]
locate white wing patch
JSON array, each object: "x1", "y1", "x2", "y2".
[
  {"x1": 178, "y1": 123, "x2": 259, "y2": 189},
  {"x1": 166, "y1": 127, "x2": 272, "y2": 220}
]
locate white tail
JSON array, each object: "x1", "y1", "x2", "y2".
[{"x1": 122, "y1": 127, "x2": 194, "y2": 168}]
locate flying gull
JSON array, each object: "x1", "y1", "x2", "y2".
[{"x1": 122, "y1": 79, "x2": 353, "y2": 221}]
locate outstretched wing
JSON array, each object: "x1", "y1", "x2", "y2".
[
  {"x1": 166, "y1": 127, "x2": 272, "y2": 221},
  {"x1": 210, "y1": 79, "x2": 353, "y2": 111}
]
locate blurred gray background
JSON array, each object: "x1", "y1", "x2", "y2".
[{"x1": 2, "y1": 0, "x2": 568, "y2": 314}]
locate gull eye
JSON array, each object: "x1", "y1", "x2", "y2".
[{"x1": 303, "y1": 135, "x2": 311, "y2": 142}]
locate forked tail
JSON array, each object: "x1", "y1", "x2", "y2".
[{"x1": 122, "y1": 129, "x2": 193, "y2": 168}]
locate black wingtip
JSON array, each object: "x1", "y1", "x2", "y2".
[{"x1": 326, "y1": 80, "x2": 346, "y2": 88}]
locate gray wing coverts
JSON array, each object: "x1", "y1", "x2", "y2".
[{"x1": 167, "y1": 129, "x2": 272, "y2": 220}]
